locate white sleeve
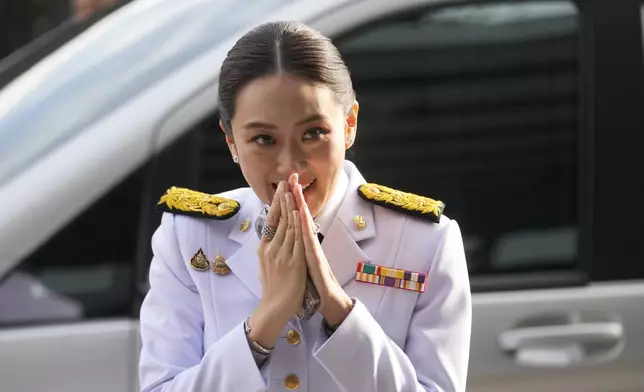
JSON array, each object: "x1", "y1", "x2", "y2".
[
  {"x1": 313, "y1": 220, "x2": 472, "y2": 392},
  {"x1": 138, "y1": 213, "x2": 269, "y2": 392}
]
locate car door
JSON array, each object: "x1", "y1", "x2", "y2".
[
  {"x1": 311, "y1": 0, "x2": 644, "y2": 390},
  {"x1": 0, "y1": 171, "x2": 144, "y2": 392}
]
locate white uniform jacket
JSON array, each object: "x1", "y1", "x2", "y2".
[{"x1": 139, "y1": 160, "x2": 472, "y2": 392}]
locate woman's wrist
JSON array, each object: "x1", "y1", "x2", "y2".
[
  {"x1": 248, "y1": 300, "x2": 291, "y2": 348},
  {"x1": 321, "y1": 291, "x2": 354, "y2": 327}
]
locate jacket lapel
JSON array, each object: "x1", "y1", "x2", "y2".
[
  {"x1": 222, "y1": 190, "x2": 263, "y2": 299},
  {"x1": 322, "y1": 161, "x2": 376, "y2": 287},
  {"x1": 224, "y1": 190, "x2": 312, "y2": 329}
]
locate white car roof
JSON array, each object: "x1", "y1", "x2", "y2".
[
  {"x1": 0, "y1": 0, "x2": 360, "y2": 278},
  {"x1": 0, "y1": 0, "x2": 305, "y2": 188}
]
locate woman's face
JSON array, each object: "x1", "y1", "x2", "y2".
[{"x1": 223, "y1": 74, "x2": 358, "y2": 218}]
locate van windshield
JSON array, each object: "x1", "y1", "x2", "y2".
[{"x1": 0, "y1": 0, "x2": 293, "y2": 188}]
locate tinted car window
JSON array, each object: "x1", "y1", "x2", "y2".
[
  {"x1": 0, "y1": 168, "x2": 144, "y2": 326},
  {"x1": 335, "y1": 1, "x2": 583, "y2": 277}
]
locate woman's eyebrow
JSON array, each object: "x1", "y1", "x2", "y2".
[
  {"x1": 243, "y1": 121, "x2": 277, "y2": 130},
  {"x1": 243, "y1": 114, "x2": 326, "y2": 130},
  {"x1": 296, "y1": 114, "x2": 325, "y2": 125}
]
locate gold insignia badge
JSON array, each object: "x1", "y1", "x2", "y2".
[
  {"x1": 190, "y1": 249, "x2": 210, "y2": 272},
  {"x1": 239, "y1": 218, "x2": 251, "y2": 232},
  {"x1": 156, "y1": 187, "x2": 240, "y2": 220},
  {"x1": 212, "y1": 255, "x2": 231, "y2": 275},
  {"x1": 358, "y1": 183, "x2": 445, "y2": 223},
  {"x1": 353, "y1": 215, "x2": 367, "y2": 230}
]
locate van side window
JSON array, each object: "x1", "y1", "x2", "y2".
[
  {"x1": 335, "y1": 1, "x2": 584, "y2": 282},
  {"x1": 0, "y1": 169, "x2": 145, "y2": 326}
]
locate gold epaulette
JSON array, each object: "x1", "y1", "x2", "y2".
[
  {"x1": 156, "y1": 186, "x2": 240, "y2": 220},
  {"x1": 358, "y1": 183, "x2": 445, "y2": 223}
]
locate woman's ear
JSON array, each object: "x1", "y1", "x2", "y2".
[
  {"x1": 345, "y1": 101, "x2": 359, "y2": 149},
  {"x1": 220, "y1": 120, "x2": 238, "y2": 162}
]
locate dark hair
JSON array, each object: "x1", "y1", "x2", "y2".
[{"x1": 217, "y1": 21, "x2": 355, "y2": 136}]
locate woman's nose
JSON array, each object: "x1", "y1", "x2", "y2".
[{"x1": 276, "y1": 144, "x2": 306, "y2": 176}]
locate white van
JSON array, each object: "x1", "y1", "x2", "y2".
[{"x1": 1, "y1": 0, "x2": 643, "y2": 391}]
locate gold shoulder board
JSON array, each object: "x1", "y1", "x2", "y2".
[
  {"x1": 156, "y1": 186, "x2": 240, "y2": 220},
  {"x1": 358, "y1": 183, "x2": 445, "y2": 223}
]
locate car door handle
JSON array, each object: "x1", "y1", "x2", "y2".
[
  {"x1": 499, "y1": 321, "x2": 624, "y2": 349},
  {"x1": 498, "y1": 321, "x2": 624, "y2": 368}
]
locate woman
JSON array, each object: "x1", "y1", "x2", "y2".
[{"x1": 139, "y1": 21, "x2": 471, "y2": 392}]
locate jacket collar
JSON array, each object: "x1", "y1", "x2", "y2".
[
  {"x1": 314, "y1": 168, "x2": 348, "y2": 236},
  {"x1": 227, "y1": 189, "x2": 263, "y2": 246},
  {"x1": 321, "y1": 160, "x2": 376, "y2": 288}
]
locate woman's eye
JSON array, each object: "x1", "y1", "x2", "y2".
[
  {"x1": 253, "y1": 135, "x2": 275, "y2": 145},
  {"x1": 303, "y1": 128, "x2": 328, "y2": 140}
]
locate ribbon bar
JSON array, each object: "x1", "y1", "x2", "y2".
[{"x1": 355, "y1": 262, "x2": 427, "y2": 293}]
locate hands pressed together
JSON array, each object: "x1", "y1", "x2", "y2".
[{"x1": 248, "y1": 174, "x2": 354, "y2": 349}]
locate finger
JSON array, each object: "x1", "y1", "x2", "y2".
[
  {"x1": 282, "y1": 200, "x2": 296, "y2": 251},
  {"x1": 300, "y1": 203, "x2": 316, "y2": 241},
  {"x1": 293, "y1": 181, "x2": 306, "y2": 211},
  {"x1": 292, "y1": 209, "x2": 304, "y2": 257},
  {"x1": 270, "y1": 187, "x2": 289, "y2": 246},
  {"x1": 262, "y1": 181, "x2": 283, "y2": 231},
  {"x1": 286, "y1": 189, "x2": 297, "y2": 214},
  {"x1": 299, "y1": 205, "x2": 326, "y2": 289},
  {"x1": 289, "y1": 173, "x2": 299, "y2": 194},
  {"x1": 299, "y1": 204, "x2": 318, "y2": 257}
]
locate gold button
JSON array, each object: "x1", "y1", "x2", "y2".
[
  {"x1": 353, "y1": 215, "x2": 366, "y2": 230},
  {"x1": 286, "y1": 330, "x2": 301, "y2": 345},
  {"x1": 284, "y1": 374, "x2": 299, "y2": 390},
  {"x1": 239, "y1": 218, "x2": 250, "y2": 232}
]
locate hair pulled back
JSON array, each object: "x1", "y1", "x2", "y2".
[{"x1": 218, "y1": 21, "x2": 355, "y2": 136}]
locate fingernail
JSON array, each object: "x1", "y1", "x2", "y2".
[{"x1": 293, "y1": 173, "x2": 299, "y2": 183}]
